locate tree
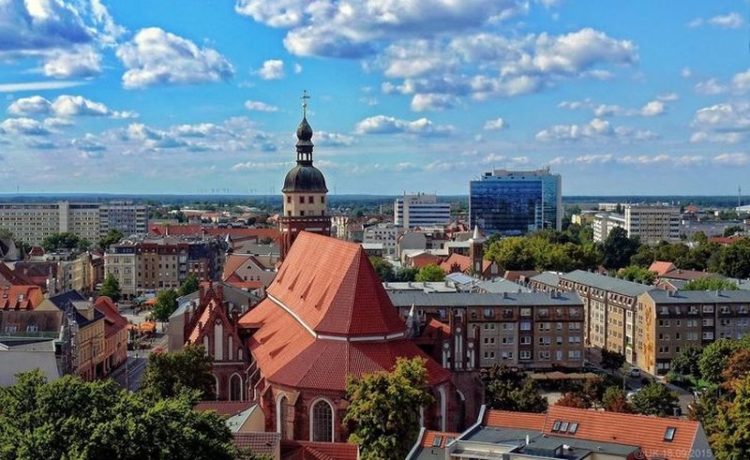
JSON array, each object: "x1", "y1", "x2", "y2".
[
  {"x1": 711, "y1": 375, "x2": 750, "y2": 459},
  {"x1": 671, "y1": 346, "x2": 702, "y2": 377},
  {"x1": 700, "y1": 339, "x2": 740, "y2": 384},
  {"x1": 600, "y1": 349, "x2": 625, "y2": 373},
  {"x1": 485, "y1": 237, "x2": 535, "y2": 270},
  {"x1": 415, "y1": 264, "x2": 445, "y2": 282},
  {"x1": 602, "y1": 227, "x2": 640, "y2": 270},
  {"x1": 179, "y1": 273, "x2": 201, "y2": 297},
  {"x1": 602, "y1": 386, "x2": 633, "y2": 413},
  {"x1": 617, "y1": 265, "x2": 656, "y2": 284},
  {"x1": 480, "y1": 365, "x2": 547, "y2": 413},
  {"x1": 344, "y1": 357, "x2": 434, "y2": 460},
  {"x1": 630, "y1": 383, "x2": 680, "y2": 417},
  {"x1": 693, "y1": 231, "x2": 708, "y2": 245},
  {"x1": 721, "y1": 348, "x2": 750, "y2": 390},
  {"x1": 716, "y1": 240, "x2": 750, "y2": 279},
  {"x1": 555, "y1": 391, "x2": 591, "y2": 409},
  {"x1": 99, "y1": 229, "x2": 124, "y2": 249},
  {"x1": 41, "y1": 232, "x2": 81, "y2": 252},
  {"x1": 723, "y1": 225, "x2": 744, "y2": 237},
  {"x1": 0, "y1": 370, "x2": 235, "y2": 460},
  {"x1": 152, "y1": 288, "x2": 180, "y2": 322},
  {"x1": 100, "y1": 273, "x2": 122, "y2": 302},
  {"x1": 683, "y1": 278, "x2": 738, "y2": 291},
  {"x1": 394, "y1": 267, "x2": 418, "y2": 282},
  {"x1": 369, "y1": 257, "x2": 395, "y2": 282},
  {"x1": 140, "y1": 344, "x2": 215, "y2": 401}
]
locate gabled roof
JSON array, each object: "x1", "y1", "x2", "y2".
[
  {"x1": 0, "y1": 285, "x2": 44, "y2": 310},
  {"x1": 649, "y1": 261, "x2": 677, "y2": 276},
  {"x1": 234, "y1": 432, "x2": 280, "y2": 457},
  {"x1": 93, "y1": 296, "x2": 128, "y2": 338},
  {"x1": 439, "y1": 253, "x2": 491, "y2": 275},
  {"x1": 543, "y1": 406, "x2": 703, "y2": 460},
  {"x1": 259, "y1": 231, "x2": 405, "y2": 337},
  {"x1": 281, "y1": 440, "x2": 358, "y2": 460},
  {"x1": 561, "y1": 270, "x2": 652, "y2": 297}
]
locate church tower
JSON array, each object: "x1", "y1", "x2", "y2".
[{"x1": 279, "y1": 92, "x2": 331, "y2": 259}]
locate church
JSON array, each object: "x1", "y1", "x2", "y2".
[{"x1": 230, "y1": 98, "x2": 463, "y2": 442}]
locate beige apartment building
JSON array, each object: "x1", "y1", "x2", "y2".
[
  {"x1": 591, "y1": 204, "x2": 680, "y2": 244},
  {"x1": 637, "y1": 289, "x2": 750, "y2": 375},
  {"x1": 388, "y1": 290, "x2": 585, "y2": 370}
]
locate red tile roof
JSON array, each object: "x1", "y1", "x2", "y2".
[
  {"x1": 484, "y1": 409, "x2": 546, "y2": 431},
  {"x1": 234, "y1": 432, "x2": 280, "y2": 457},
  {"x1": 649, "y1": 261, "x2": 677, "y2": 276},
  {"x1": 0, "y1": 264, "x2": 34, "y2": 287},
  {"x1": 281, "y1": 441, "x2": 358, "y2": 460},
  {"x1": 195, "y1": 400, "x2": 255, "y2": 417},
  {"x1": 407, "y1": 252, "x2": 441, "y2": 269},
  {"x1": 149, "y1": 224, "x2": 280, "y2": 241},
  {"x1": 94, "y1": 296, "x2": 129, "y2": 338},
  {"x1": 439, "y1": 253, "x2": 492, "y2": 276},
  {"x1": 238, "y1": 232, "x2": 451, "y2": 391},
  {"x1": 484, "y1": 406, "x2": 704, "y2": 460},
  {"x1": 420, "y1": 430, "x2": 459, "y2": 448},
  {"x1": 0, "y1": 285, "x2": 44, "y2": 310}
]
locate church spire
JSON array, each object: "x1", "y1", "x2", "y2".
[{"x1": 295, "y1": 90, "x2": 314, "y2": 165}]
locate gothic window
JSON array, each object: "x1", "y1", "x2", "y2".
[
  {"x1": 229, "y1": 374, "x2": 242, "y2": 401},
  {"x1": 278, "y1": 395, "x2": 291, "y2": 440},
  {"x1": 311, "y1": 399, "x2": 334, "y2": 442}
]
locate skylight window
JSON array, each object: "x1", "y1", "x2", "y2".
[
  {"x1": 664, "y1": 427, "x2": 676, "y2": 442},
  {"x1": 552, "y1": 420, "x2": 561, "y2": 432},
  {"x1": 568, "y1": 423, "x2": 578, "y2": 434},
  {"x1": 433, "y1": 435, "x2": 443, "y2": 447},
  {"x1": 560, "y1": 421, "x2": 569, "y2": 432}
]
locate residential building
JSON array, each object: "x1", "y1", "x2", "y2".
[
  {"x1": 98, "y1": 201, "x2": 148, "y2": 237},
  {"x1": 625, "y1": 204, "x2": 681, "y2": 243},
  {"x1": 388, "y1": 290, "x2": 585, "y2": 371},
  {"x1": 408, "y1": 405, "x2": 714, "y2": 460},
  {"x1": 237, "y1": 232, "x2": 459, "y2": 439},
  {"x1": 637, "y1": 289, "x2": 750, "y2": 375},
  {"x1": 278, "y1": 109, "x2": 331, "y2": 260},
  {"x1": 363, "y1": 223, "x2": 401, "y2": 258},
  {"x1": 394, "y1": 193, "x2": 451, "y2": 228},
  {"x1": 470, "y1": 168, "x2": 562, "y2": 236},
  {"x1": 104, "y1": 242, "x2": 137, "y2": 298},
  {"x1": 557, "y1": 270, "x2": 651, "y2": 364},
  {"x1": 0, "y1": 338, "x2": 61, "y2": 386},
  {"x1": 93, "y1": 296, "x2": 128, "y2": 375},
  {"x1": 592, "y1": 212, "x2": 625, "y2": 242},
  {"x1": 222, "y1": 253, "x2": 277, "y2": 291}
]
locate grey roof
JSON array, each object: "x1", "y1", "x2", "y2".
[
  {"x1": 446, "y1": 272, "x2": 478, "y2": 286},
  {"x1": 477, "y1": 278, "x2": 531, "y2": 294},
  {"x1": 645, "y1": 289, "x2": 750, "y2": 304},
  {"x1": 561, "y1": 270, "x2": 652, "y2": 297},
  {"x1": 171, "y1": 282, "x2": 259, "y2": 319},
  {"x1": 529, "y1": 272, "x2": 561, "y2": 287},
  {"x1": 387, "y1": 291, "x2": 582, "y2": 307}
]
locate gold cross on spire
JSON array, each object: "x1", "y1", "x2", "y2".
[{"x1": 301, "y1": 90, "x2": 310, "y2": 118}]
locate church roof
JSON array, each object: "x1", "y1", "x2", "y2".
[
  {"x1": 238, "y1": 232, "x2": 451, "y2": 391},
  {"x1": 282, "y1": 164, "x2": 328, "y2": 193}
]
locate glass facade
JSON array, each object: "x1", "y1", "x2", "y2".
[{"x1": 470, "y1": 169, "x2": 561, "y2": 236}]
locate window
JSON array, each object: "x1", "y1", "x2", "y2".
[
  {"x1": 552, "y1": 420, "x2": 561, "y2": 431},
  {"x1": 308, "y1": 196, "x2": 314, "y2": 203},
  {"x1": 311, "y1": 400, "x2": 334, "y2": 442},
  {"x1": 286, "y1": 196, "x2": 291, "y2": 203},
  {"x1": 321, "y1": 196, "x2": 325, "y2": 203},
  {"x1": 229, "y1": 374, "x2": 242, "y2": 401},
  {"x1": 568, "y1": 423, "x2": 578, "y2": 434},
  {"x1": 560, "y1": 421, "x2": 569, "y2": 432},
  {"x1": 299, "y1": 196, "x2": 304, "y2": 203},
  {"x1": 664, "y1": 427, "x2": 676, "y2": 442},
  {"x1": 432, "y1": 436, "x2": 443, "y2": 447}
]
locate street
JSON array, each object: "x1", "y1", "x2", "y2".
[{"x1": 110, "y1": 355, "x2": 148, "y2": 391}]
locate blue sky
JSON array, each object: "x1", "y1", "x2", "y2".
[{"x1": 1, "y1": 0, "x2": 749, "y2": 196}]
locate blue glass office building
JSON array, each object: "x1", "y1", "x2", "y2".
[{"x1": 470, "y1": 169, "x2": 562, "y2": 236}]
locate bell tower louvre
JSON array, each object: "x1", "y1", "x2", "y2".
[{"x1": 279, "y1": 91, "x2": 331, "y2": 259}]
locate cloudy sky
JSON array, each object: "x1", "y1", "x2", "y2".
[{"x1": 1, "y1": 0, "x2": 749, "y2": 196}]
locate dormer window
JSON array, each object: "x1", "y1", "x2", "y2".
[{"x1": 664, "y1": 427, "x2": 676, "y2": 442}]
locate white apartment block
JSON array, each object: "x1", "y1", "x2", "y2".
[
  {"x1": 394, "y1": 193, "x2": 451, "y2": 229},
  {"x1": 363, "y1": 223, "x2": 401, "y2": 258},
  {"x1": 592, "y1": 205, "x2": 680, "y2": 244},
  {"x1": 0, "y1": 201, "x2": 148, "y2": 245},
  {"x1": 625, "y1": 204, "x2": 680, "y2": 244}
]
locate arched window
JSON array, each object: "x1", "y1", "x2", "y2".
[
  {"x1": 212, "y1": 374, "x2": 219, "y2": 400},
  {"x1": 310, "y1": 399, "x2": 334, "y2": 442},
  {"x1": 229, "y1": 374, "x2": 243, "y2": 401},
  {"x1": 277, "y1": 395, "x2": 290, "y2": 440}
]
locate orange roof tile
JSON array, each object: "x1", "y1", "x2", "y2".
[
  {"x1": 94, "y1": 296, "x2": 128, "y2": 338},
  {"x1": 194, "y1": 400, "x2": 255, "y2": 417},
  {"x1": 0, "y1": 285, "x2": 44, "y2": 310},
  {"x1": 420, "y1": 431, "x2": 459, "y2": 448},
  {"x1": 484, "y1": 409, "x2": 547, "y2": 431},
  {"x1": 281, "y1": 441, "x2": 358, "y2": 460},
  {"x1": 649, "y1": 261, "x2": 677, "y2": 276}
]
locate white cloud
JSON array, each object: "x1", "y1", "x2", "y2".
[
  {"x1": 536, "y1": 118, "x2": 657, "y2": 143},
  {"x1": 691, "y1": 102, "x2": 750, "y2": 144},
  {"x1": 640, "y1": 100, "x2": 665, "y2": 117},
  {"x1": 695, "y1": 78, "x2": 727, "y2": 95},
  {"x1": 558, "y1": 97, "x2": 668, "y2": 118},
  {"x1": 0, "y1": 118, "x2": 51, "y2": 136},
  {"x1": 0, "y1": 81, "x2": 87, "y2": 93},
  {"x1": 681, "y1": 67, "x2": 692, "y2": 79},
  {"x1": 43, "y1": 46, "x2": 102, "y2": 78},
  {"x1": 354, "y1": 115, "x2": 454, "y2": 136},
  {"x1": 72, "y1": 134, "x2": 106, "y2": 152},
  {"x1": 410, "y1": 93, "x2": 459, "y2": 111},
  {"x1": 689, "y1": 12, "x2": 744, "y2": 29},
  {"x1": 483, "y1": 118, "x2": 508, "y2": 130},
  {"x1": 244, "y1": 100, "x2": 279, "y2": 112},
  {"x1": 232, "y1": 161, "x2": 288, "y2": 171},
  {"x1": 293, "y1": 62, "x2": 303, "y2": 74},
  {"x1": 713, "y1": 153, "x2": 749, "y2": 166},
  {"x1": 315, "y1": 131, "x2": 355, "y2": 146},
  {"x1": 8, "y1": 95, "x2": 136, "y2": 119},
  {"x1": 257, "y1": 59, "x2": 285, "y2": 80},
  {"x1": 116, "y1": 28, "x2": 234, "y2": 89},
  {"x1": 657, "y1": 93, "x2": 679, "y2": 102}
]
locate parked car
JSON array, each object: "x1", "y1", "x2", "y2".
[{"x1": 629, "y1": 368, "x2": 641, "y2": 378}]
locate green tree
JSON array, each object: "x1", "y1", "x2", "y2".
[
  {"x1": 369, "y1": 257, "x2": 395, "y2": 282},
  {"x1": 179, "y1": 273, "x2": 201, "y2": 297},
  {"x1": 723, "y1": 225, "x2": 745, "y2": 237},
  {"x1": 0, "y1": 370, "x2": 234, "y2": 460},
  {"x1": 600, "y1": 349, "x2": 626, "y2": 373},
  {"x1": 602, "y1": 227, "x2": 640, "y2": 270},
  {"x1": 716, "y1": 240, "x2": 750, "y2": 279},
  {"x1": 692, "y1": 231, "x2": 708, "y2": 245},
  {"x1": 711, "y1": 375, "x2": 750, "y2": 459},
  {"x1": 394, "y1": 267, "x2": 418, "y2": 282},
  {"x1": 41, "y1": 232, "x2": 81, "y2": 252},
  {"x1": 99, "y1": 273, "x2": 122, "y2": 302},
  {"x1": 480, "y1": 365, "x2": 548, "y2": 413},
  {"x1": 415, "y1": 264, "x2": 445, "y2": 282},
  {"x1": 617, "y1": 265, "x2": 656, "y2": 284},
  {"x1": 630, "y1": 383, "x2": 680, "y2": 417},
  {"x1": 140, "y1": 344, "x2": 215, "y2": 401},
  {"x1": 555, "y1": 391, "x2": 591, "y2": 409},
  {"x1": 485, "y1": 237, "x2": 535, "y2": 270},
  {"x1": 344, "y1": 357, "x2": 434, "y2": 460},
  {"x1": 683, "y1": 278, "x2": 739, "y2": 291},
  {"x1": 700, "y1": 339, "x2": 741, "y2": 384},
  {"x1": 602, "y1": 386, "x2": 633, "y2": 413},
  {"x1": 152, "y1": 288, "x2": 180, "y2": 322},
  {"x1": 98, "y1": 229, "x2": 124, "y2": 249},
  {"x1": 671, "y1": 346, "x2": 702, "y2": 377}
]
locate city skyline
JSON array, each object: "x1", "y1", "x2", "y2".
[{"x1": 1, "y1": 1, "x2": 749, "y2": 196}]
